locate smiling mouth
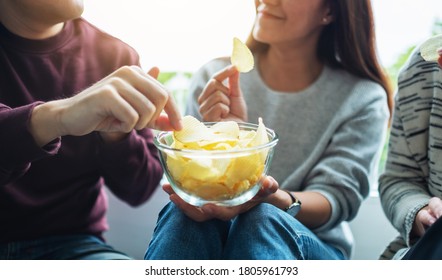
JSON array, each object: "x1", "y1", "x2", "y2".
[
  {"x1": 258, "y1": 11, "x2": 283, "y2": 20},
  {"x1": 257, "y1": 6, "x2": 283, "y2": 20}
]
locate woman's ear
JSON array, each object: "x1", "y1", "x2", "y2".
[
  {"x1": 321, "y1": 16, "x2": 333, "y2": 25},
  {"x1": 321, "y1": 3, "x2": 334, "y2": 25}
]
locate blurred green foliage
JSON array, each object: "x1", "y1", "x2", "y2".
[
  {"x1": 385, "y1": 46, "x2": 415, "y2": 90},
  {"x1": 158, "y1": 72, "x2": 192, "y2": 113},
  {"x1": 157, "y1": 72, "x2": 192, "y2": 85}
]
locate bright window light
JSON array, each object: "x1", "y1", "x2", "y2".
[
  {"x1": 83, "y1": 0, "x2": 442, "y2": 72},
  {"x1": 82, "y1": 0, "x2": 255, "y2": 72}
]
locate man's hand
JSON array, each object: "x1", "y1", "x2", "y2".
[{"x1": 30, "y1": 65, "x2": 182, "y2": 146}]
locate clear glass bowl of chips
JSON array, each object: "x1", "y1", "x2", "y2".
[{"x1": 154, "y1": 116, "x2": 279, "y2": 207}]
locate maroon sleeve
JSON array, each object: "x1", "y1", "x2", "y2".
[
  {"x1": 96, "y1": 129, "x2": 163, "y2": 206},
  {"x1": 86, "y1": 22, "x2": 164, "y2": 206},
  {"x1": 0, "y1": 102, "x2": 61, "y2": 184}
]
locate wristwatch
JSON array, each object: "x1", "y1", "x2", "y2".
[{"x1": 284, "y1": 190, "x2": 302, "y2": 217}]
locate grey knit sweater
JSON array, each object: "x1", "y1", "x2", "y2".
[
  {"x1": 186, "y1": 57, "x2": 389, "y2": 259},
  {"x1": 379, "y1": 47, "x2": 442, "y2": 247}
]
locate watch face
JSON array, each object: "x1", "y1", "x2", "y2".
[{"x1": 286, "y1": 202, "x2": 301, "y2": 217}]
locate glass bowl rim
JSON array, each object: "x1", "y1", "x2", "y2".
[{"x1": 154, "y1": 121, "x2": 279, "y2": 156}]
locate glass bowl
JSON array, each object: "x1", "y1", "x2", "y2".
[{"x1": 154, "y1": 122, "x2": 279, "y2": 207}]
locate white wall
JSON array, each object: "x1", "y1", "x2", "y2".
[
  {"x1": 349, "y1": 195, "x2": 398, "y2": 260},
  {"x1": 104, "y1": 186, "x2": 169, "y2": 259}
]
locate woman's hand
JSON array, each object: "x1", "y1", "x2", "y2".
[
  {"x1": 30, "y1": 65, "x2": 182, "y2": 146},
  {"x1": 163, "y1": 175, "x2": 279, "y2": 222},
  {"x1": 198, "y1": 65, "x2": 247, "y2": 122},
  {"x1": 413, "y1": 197, "x2": 442, "y2": 237}
]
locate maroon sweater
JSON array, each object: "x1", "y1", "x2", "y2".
[{"x1": 0, "y1": 18, "x2": 163, "y2": 242}]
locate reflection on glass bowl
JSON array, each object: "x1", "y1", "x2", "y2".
[{"x1": 154, "y1": 122, "x2": 279, "y2": 207}]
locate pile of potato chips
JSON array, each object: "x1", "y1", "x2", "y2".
[{"x1": 165, "y1": 116, "x2": 270, "y2": 200}]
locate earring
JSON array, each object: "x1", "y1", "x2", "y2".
[{"x1": 322, "y1": 17, "x2": 328, "y2": 23}]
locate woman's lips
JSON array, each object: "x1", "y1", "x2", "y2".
[{"x1": 257, "y1": 6, "x2": 284, "y2": 20}]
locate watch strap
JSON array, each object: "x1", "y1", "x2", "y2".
[
  {"x1": 284, "y1": 190, "x2": 301, "y2": 210},
  {"x1": 283, "y1": 190, "x2": 302, "y2": 217}
]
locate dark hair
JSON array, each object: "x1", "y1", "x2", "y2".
[{"x1": 246, "y1": 0, "x2": 394, "y2": 119}]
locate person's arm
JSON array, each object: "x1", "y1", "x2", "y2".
[
  {"x1": 409, "y1": 49, "x2": 442, "y2": 237},
  {"x1": 266, "y1": 189, "x2": 331, "y2": 229},
  {"x1": 0, "y1": 103, "x2": 61, "y2": 185},
  {"x1": 30, "y1": 99, "x2": 165, "y2": 205},
  {"x1": 30, "y1": 66, "x2": 182, "y2": 205},
  {"x1": 2, "y1": 65, "x2": 182, "y2": 194},
  {"x1": 379, "y1": 50, "x2": 438, "y2": 245},
  {"x1": 379, "y1": 99, "x2": 431, "y2": 244},
  {"x1": 29, "y1": 66, "x2": 182, "y2": 147},
  {"x1": 294, "y1": 85, "x2": 389, "y2": 231}
]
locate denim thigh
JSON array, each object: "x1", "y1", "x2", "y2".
[
  {"x1": 0, "y1": 234, "x2": 131, "y2": 260},
  {"x1": 224, "y1": 203, "x2": 345, "y2": 260},
  {"x1": 145, "y1": 202, "x2": 344, "y2": 260}
]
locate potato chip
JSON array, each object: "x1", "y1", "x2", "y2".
[
  {"x1": 210, "y1": 121, "x2": 240, "y2": 139},
  {"x1": 249, "y1": 118, "x2": 270, "y2": 161},
  {"x1": 420, "y1": 34, "x2": 442, "y2": 62},
  {"x1": 166, "y1": 116, "x2": 271, "y2": 201},
  {"x1": 223, "y1": 152, "x2": 263, "y2": 189},
  {"x1": 173, "y1": 115, "x2": 214, "y2": 143},
  {"x1": 249, "y1": 118, "x2": 269, "y2": 147},
  {"x1": 187, "y1": 182, "x2": 232, "y2": 200},
  {"x1": 173, "y1": 116, "x2": 241, "y2": 149},
  {"x1": 231, "y1": 37, "x2": 254, "y2": 73}
]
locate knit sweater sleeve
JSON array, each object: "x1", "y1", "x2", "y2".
[
  {"x1": 305, "y1": 81, "x2": 389, "y2": 232},
  {"x1": 379, "y1": 50, "x2": 437, "y2": 245}
]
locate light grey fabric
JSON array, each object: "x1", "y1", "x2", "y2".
[
  {"x1": 379, "y1": 46, "x2": 442, "y2": 246},
  {"x1": 186, "y1": 57, "x2": 389, "y2": 258},
  {"x1": 379, "y1": 235, "x2": 408, "y2": 260}
]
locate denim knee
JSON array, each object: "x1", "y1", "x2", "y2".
[
  {"x1": 234, "y1": 203, "x2": 304, "y2": 231},
  {"x1": 223, "y1": 203, "x2": 306, "y2": 259},
  {"x1": 145, "y1": 202, "x2": 230, "y2": 259}
]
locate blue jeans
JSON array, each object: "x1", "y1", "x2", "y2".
[
  {"x1": 0, "y1": 234, "x2": 131, "y2": 260},
  {"x1": 145, "y1": 202, "x2": 344, "y2": 260}
]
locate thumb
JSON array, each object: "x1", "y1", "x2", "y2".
[{"x1": 148, "y1": 66, "x2": 160, "y2": 79}]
